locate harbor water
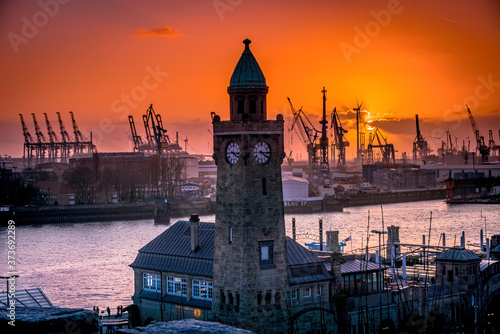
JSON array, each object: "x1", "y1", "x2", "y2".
[{"x1": 1, "y1": 199, "x2": 499, "y2": 310}]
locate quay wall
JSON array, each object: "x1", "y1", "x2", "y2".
[
  {"x1": 1, "y1": 200, "x2": 215, "y2": 226},
  {"x1": 325, "y1": 188, "x2": 445, "y2": 210}
]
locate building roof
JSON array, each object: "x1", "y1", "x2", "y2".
[
  {"x1": 131, "y1": 221, "x2": 332, "y2": 284},
  {"x1": 324, "y1": 259, "x2": 386, "y2": 275},
  {"x1": 435, "y1": 247, "x2": 481, "y2": 262},
  {"x1": 130, "y1": 221, "x2": 214, "y2": 277},
  {"x1": 480, "y1": 259, "x2": 499, "y2": 272},
  {"x1": 282, "y1": 175, "x2": 309, "y2": 184},
  {"x1": 228, "y1": 39, "x2": 267, "y2": 90},
  {"x1": 492, "y1": 244, "x2": 500, "y2": 253}
]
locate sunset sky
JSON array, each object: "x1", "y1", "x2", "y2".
[{"x1": 1, "y1": 0, "x2": 499, "y2": 162}]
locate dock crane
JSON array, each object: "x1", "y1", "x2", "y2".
[
  {"x1": 128, "y1": 115, "x2": 145, "y2": 152},
  {"x1": 412, "y1": 114, "x2": 429, "y2": 163},
  {"x1": 56, "y1": 112, "x2": 73, "y2": 162},
  {"x1": 330, "y1": 107, "x2": 349, "y2": 168},
  {"x1": 129, "y1": 104, "x2": 181, "y2": 154},
  {"x1": 143, "y1": 104, "x2": 167, "y2": 155},
  {"x1": 19, "y1": 114, "x2": 35, "y2": 167},
  {"x1": 69, "y1": 111, "x2": 93, "y2": 154},
  {"x1": 488, "y1": 130, "x2": 500, "y2": 156},
  {"x1": 32, "y1": 113, "x2": 48, "y2": 164},
  {"x1": 19, "y1": 111, "x2": 93, "y2": 168},
  {"x1": 318, "y1": 88, "x2": 333, "y2": 186},
  {"x1": 353, "y1": 100, "x2": 363, "y2": 162},
  {"x1": 288, "y1": 89, "x2": 333, "y2": 187},
  {"x1": 44, "y1": 113, "x2": 61, "y2": 161},
  {"x1": 466, "y1": 105, "x2": 489, "y2": 163},
  {"x1": 288, "y1": 96, "x2": 319, "y2": 174},
  {"x1": 367, "y1": 128, "x2": 395, "y2": 165}
]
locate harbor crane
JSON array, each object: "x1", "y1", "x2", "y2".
[
  {"x1": 288, "y1": 97, "x2": 319, "y2": 177},
  {"x1": 367, "y1": 128, "x2": 395, "y2": 165},
  {"x1": 412, "y1": 114, "x2": 429, "y2": 163},
  {"x1": 129, "y1": 104, "x2": 181, "y2": 154},
  {"x1": 466, "y1": 105, "x2": 489, "y2": 163},
  {"x1": 353, "y1": 99, "x2": 363, "y2": 162},
  {"x1": 488, "y1": 130, "x2": 500, "y2": 156},
  {"x1": 19, "y1": 111, "x2": 93, "y2": 168},
  {"x1": 128, "y1": 115, "x2": 145, "y2": 151},
  {"x1": 330, "y1": 107, "x2": 349, "y2": 168},
  {"x1": 288, "y1": 90, "x2": 333, "y2": 187},
  {"x1": 44, "y1": 113, "x2": 61, "y2": 161},
  {"x1": 56, "y1": 112, "x2": 73, "y2": 162},
  {"x1": 32, "y1": 113, "x2": 49, "y2": 163},
  {"x1": 19, "y1": 114, "x2": 35, "y2": 167}
]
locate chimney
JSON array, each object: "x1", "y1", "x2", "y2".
[
  {"x1": 326, "y1": 231, "x2": 339, "y2": 253},
  {"x1": 190, "y1": 214, "x2": 200, "y2": 252}
]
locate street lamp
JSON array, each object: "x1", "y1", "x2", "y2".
[
  {"x1": 1, "y1": 275, "x2": 19, "y2": 307},
  {"x1": 371, "y1": 229, "x2": 388, "y2": 324}
]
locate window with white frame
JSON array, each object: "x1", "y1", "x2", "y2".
[
  {"x1": 167, "y1": 276, "x2": 187, "y2": 296},
  {"x1": 303, "y1": 287, "x2": 311, "y2": 298},
  {"x1": 192, "y1": 280, "x2": 213, "y2": 300},
  {"x1": 143, "y1": 273, "x2": 161, "y2": 291},
  {"x1": 292, "y1": 289, "x2": 298, "y2": 300},
  {"x1": 317, "y1": 285, "x2": 322, "y2": 296}
]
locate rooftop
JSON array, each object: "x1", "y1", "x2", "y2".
[
  {"x1": 131, "y1": 220, "x2": 331, "y2": 284},
  {"x1": 435, "y1": 247, "x2": 481, "y2": 262}
]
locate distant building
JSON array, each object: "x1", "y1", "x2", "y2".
[
  {"x1": 87, "y1": 183, "x2": 118, "y2": 204},
  {"x1": 371, "y1": 166, "x2": 436, "y2": 189},
  {"x1": 36, "y1": 181, "x2": 76, "y2": 205},
  {"x1": 181, "y1": 182, "x2": 200, "y2": 198},
  {"x1": 420, "y1": 163, "x2": 500, "y2": 182},
  {"x1": 282, "y1": 175, "x2": 308, "y2": 200}
]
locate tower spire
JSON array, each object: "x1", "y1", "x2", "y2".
[{"x1": 228, "y1": 39, "x2": 268, "y2": 121}]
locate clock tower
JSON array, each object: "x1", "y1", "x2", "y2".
[{"x1": 211, "y1": 39, "x2": 289, "y2": 333}]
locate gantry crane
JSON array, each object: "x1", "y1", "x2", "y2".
[
  {"x1": 19, "y1": 111, "x2": 94, "y2": 168},
  {"x1": 466, "y1": 105, "x2": 489, "y2": 163},
  {"x1": 330, "y1": 107, "x2": 349, "y2": 168},
  {"x1": 32, "y1": 113, "x2": 49, "y2": 164},
  {"x1": 367, "y1": 128, "x2": 395, "y2": 165},
  {"x1": 43, "y1": 113, "x2": 61, "y2": 161},
  {"x1": 56, "y1": 112, "x2": 73, "y2": 162},
  {"x1": 19, "y1": 114, "x2": 35, "y2": 167},
  {"x1": 412, "y1": 114, "x2": 429, "y2": 163}
]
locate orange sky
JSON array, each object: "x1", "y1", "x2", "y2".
[{"x1": 1, "y1": 0, "x2": 499, "y2": 161}]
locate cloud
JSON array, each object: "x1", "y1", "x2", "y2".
[{"x1": 132, "y1": 26, "x2": 186, "y2": 38}]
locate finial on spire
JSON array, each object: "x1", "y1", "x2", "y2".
[{"x1": 243, "y1": 39, "x2": 251, "y2": 49}]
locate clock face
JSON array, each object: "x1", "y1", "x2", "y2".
[
  {"x1": 254, "y1": 141, "x2": 271, "y2": 164},
  {"x1": 226, "y1": 142, "x2": 240, "y2": 164}
]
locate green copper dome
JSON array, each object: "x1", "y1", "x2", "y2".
[{"x1": 229, "y1": 39, "x2": 267, "y2": 89}]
